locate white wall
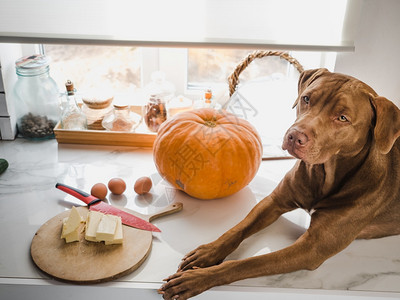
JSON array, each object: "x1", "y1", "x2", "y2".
[{"x1": 335, "y1": 0, "x2": 400, "y2": 105}]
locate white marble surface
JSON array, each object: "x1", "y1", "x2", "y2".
[{"x1": 0, "y1": 138, "x2": 399, "y2": 300}]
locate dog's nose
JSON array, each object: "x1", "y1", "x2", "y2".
[{"x1": 287, "y1": 129, "x2": 309, "y2": 147}]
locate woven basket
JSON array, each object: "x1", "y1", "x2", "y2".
[
  {"x1": 228, "y1": 50, "x2": 304, "y2": 97},
  {"x1": 227, "y1": 50, "x2": 304, "y2": 160}
]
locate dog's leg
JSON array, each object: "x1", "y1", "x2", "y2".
[
  {"x1": 159, "y1": 234, "x2": 323, "y2": 300},
  {"x1": 159, "y1": 209, "x2": 369, "y2": 300},
  {"x1": 177, "y1": 195, "x2": 289, "y2": 271},
  {"x1": 173, "y1": 164, "x2": 304, "y2": 272}
]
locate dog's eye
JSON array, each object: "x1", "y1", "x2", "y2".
[
  {"x1": 302, "y1": 96, "x2": 310, "y2": 104},
  {"x1": 339, "y1": 115, "x2": 348, "y2": 122}
]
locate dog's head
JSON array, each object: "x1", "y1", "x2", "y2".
[{"x1": 282, "y1": 68, "x2": 400, "y2": 164}]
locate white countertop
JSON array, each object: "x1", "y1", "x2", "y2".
[{"x1": 0, "y1": 138, "x2": 399, "y2": 300}]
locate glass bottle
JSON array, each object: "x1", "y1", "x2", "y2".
[
  {"x1": 203, "y1": 89, "x2": 213, "y2": 108},
  {"x1": 60, "y1": 80, "x2": 87, "y2": 130},
  {"x1": 102, "y1": 104, "x2": 141, "y2": 132},
  {"x1": 193, "y1": 88, "x2": 221, "y2": 110},
  {"x1": 143, "y1": 94, "x2": 167, "y2": 132},
  {"x1": 12, "y1": 54, "x2": 60, "y2": 139}
]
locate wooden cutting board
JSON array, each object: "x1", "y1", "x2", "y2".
[{"x1": 30, "y1": 203, "x2": 182, "y2": 284}]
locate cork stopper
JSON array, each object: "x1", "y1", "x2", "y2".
[{"x1": 65, "y1": 80, "x2": 75, "y2": 96}]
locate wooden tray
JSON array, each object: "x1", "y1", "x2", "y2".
[
  {"x1": 54, "y1": 106, "x2": 156, "y2": 147},
  {"x1": 54, "y1": 123, "x2": 156, "y2": 147}
]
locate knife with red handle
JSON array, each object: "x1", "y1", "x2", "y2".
[{"x1": 56, "y1": 183, "x2": 161, "y2": 232}]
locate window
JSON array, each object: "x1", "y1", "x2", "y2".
[
  {"x1": 187, "y1": 49, "x2": 336, "y2": 88},
  {"x1": 44, "y1": 45, "x2": 335, "y2": 96},
  {"x1": 44, "y1": 45, "x2": 142, "y2": 93},
  {"x1": 188, "y1": 49, "x2": 288, "y2": 89}
]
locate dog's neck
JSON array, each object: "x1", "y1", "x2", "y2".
[{"x1": 320, "y1": 143, "x2": 371, "y2": 196}]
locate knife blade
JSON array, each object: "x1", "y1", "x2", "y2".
[{"x1": 55, "y1": 183, "x2": 161, "y2": 232}]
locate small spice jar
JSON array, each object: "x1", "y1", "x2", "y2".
[
  {"x1": 143, "y1": 94, "x2": 167, "y2": 132},
  {"x1": 12, "y1": 54, "x2": 60, "y2": 139},
  {"x1": 102, "y1": 104, "x2": 141, "y2": 132},
  {"x1": 81, "y1": 93, "x2": 113, "y2": 130}
]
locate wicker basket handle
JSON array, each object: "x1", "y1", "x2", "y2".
[{"x1": 228, "y1": 50, "x2": 304, "y2": 97}]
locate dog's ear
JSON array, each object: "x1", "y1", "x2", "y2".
[
  {"x1": 292, "y1": 68, "x2": 330, "y2": 108},
  {"x1": 371, "y1": 96, "x2": 400, "y2": 154}
]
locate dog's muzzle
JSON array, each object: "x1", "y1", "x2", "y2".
[{"x1": 282, "y1": 128, "x2": 309, "y2": 159}]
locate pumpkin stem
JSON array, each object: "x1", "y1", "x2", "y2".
[{"x1": 204, "y1": 116, "x2": 218, "y2": 128}]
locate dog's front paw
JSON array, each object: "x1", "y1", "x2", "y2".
[
  {"x1": 159, "y1": 268, "x2": 215, "y2": 300},
  {"x1": 178, "y1": 243, "x2": 225, "y2": 271}
]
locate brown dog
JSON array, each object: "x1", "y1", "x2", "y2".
[{"x1": 159, "y1": 68, "x2": 400, "y2": 300}]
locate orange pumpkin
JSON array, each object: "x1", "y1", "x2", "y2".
[{"x1": 153, "y1": 108, "x2": 263, "y2": 199}]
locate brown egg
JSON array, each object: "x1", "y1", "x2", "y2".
[
  {"x1": 91, "y1": 183, "x2": 108, "y2": 199},
  {"x1": 108, "y1": 178, "x2": 126, "y2": 195},
  {"x1": 134, "y1": 176, "x2": 152, "y2": 195}
]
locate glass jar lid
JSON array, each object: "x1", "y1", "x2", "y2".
[
  {"x1": 113, "y1": 104, "x2": 129, "y2": 110},
  {"x1": 15, "y1": 54, "x2": 50, "y2": 69},
  {"x1": 82, "y1": 96, "x2": 113, "y2": 109}
]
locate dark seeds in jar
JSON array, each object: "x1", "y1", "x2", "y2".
[{"x1": 18, "y1": 113, "x2": 56, "y2": 138}]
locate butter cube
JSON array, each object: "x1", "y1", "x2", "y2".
[
  {"x1": 61, "y1": 206, "x2": 83, "y2": 240},
  {"x1": 105, "y1": 216, "x2": 123, "y2": 245},
  {"x1": 64, "y1": 223, "x2": 85, "y2": 243},
  {"x1": 96, "y1": 214, "x2": 119, "y2": 242},
  {"x1": 61, "y1": 217, "x2": 68, "y2": 237},
  {"x1": 85, "y1": 211, "x2": 104, "y2": 242}
]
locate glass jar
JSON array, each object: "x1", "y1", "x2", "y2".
[
  {"x1": 81, "y1": 94, "x2": 113, "y2": 130},
  {"x1": 12, "y1": 54, "x2": 60, "y2": 139},
  {"x1": 144, "y1": 95, "x2": 167, "y2": 132},
  {"x1": 102, "y1": 104, "x2": 141, "y2": 132}
]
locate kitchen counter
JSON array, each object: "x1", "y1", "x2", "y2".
[{"x1": 0, "y1": 138, "x2": 399, "y2": 300}]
